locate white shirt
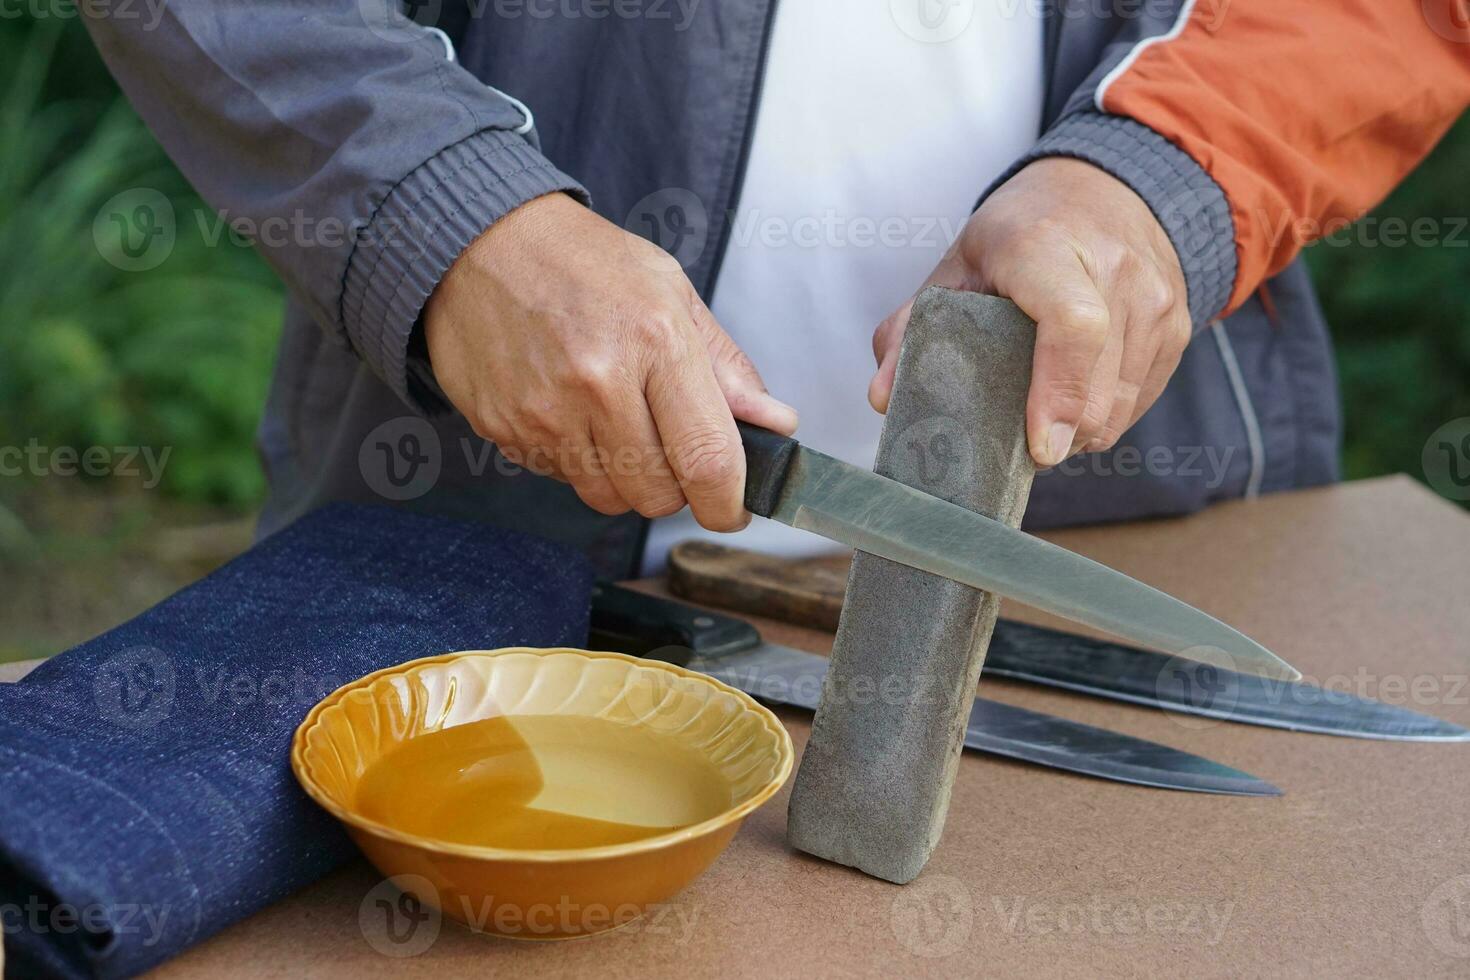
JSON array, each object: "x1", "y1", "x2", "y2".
[{"x1": 643, "y1": 1, "x2": 1045, "y2": 571}]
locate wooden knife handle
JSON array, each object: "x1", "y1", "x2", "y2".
[{"x1": 667, "y1": 540, "x2": 852, "y2": 633}]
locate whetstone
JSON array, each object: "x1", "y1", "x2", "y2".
[{"x1": 785, "y1": 287, "x2": 1037, "y2": 884}]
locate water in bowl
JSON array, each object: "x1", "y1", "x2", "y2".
[{"x1": 355, "y1": 714, "x2": 734, "y2": 850}]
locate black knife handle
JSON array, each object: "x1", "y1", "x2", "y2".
[
  {"x1": 588, "y1": 582, "x2": 762, "y2": 666},
  {"x1": 737, "y1": 421, "x2": 799, "y2": 518}
]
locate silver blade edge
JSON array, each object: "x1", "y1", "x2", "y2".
[
  {"x1": 770, "y1": 447, "x2": 1300, "y2": 683},
  {"x1": 690, "y1": 644, "x2": 1282, "y2": 797}
]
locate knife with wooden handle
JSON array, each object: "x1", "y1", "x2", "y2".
[{"x1": 667, "y1": 540, "x2": 1470, "y2": 742}]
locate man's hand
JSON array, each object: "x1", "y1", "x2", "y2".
[
  {"x1": 869, "y1": 158, "x2": 1192, "y2": 467},
  {"x1": 424, "y1": 192, "x2": 798, "y2": 531}
]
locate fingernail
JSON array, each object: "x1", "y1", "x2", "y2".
[{"x1": 1044, "y1": 421, "x2": 1076, "y2": 466}]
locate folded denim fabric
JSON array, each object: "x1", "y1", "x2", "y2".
[{"x1": 0, "y1": 503, "x2": 593, "y2": 979}]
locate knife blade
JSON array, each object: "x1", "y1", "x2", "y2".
[
  {"x1": 589, "y1": 584, "x2": 1282, "y2": 796},
  {"x1": 985, "y1": 622, "x2": 1470, "y2": 742},
  {"x1": 738, "y1": 422, "x2": 1300, "y2": 682},
  {"x1": 664, "y1": 541, "x2": 1470, "y2": 742}
]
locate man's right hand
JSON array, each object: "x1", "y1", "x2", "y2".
[{"x1": 424, "y1": 192, "x2": 797, "y2": 532}]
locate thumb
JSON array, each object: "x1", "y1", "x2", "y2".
[
  {"x1": 693, "y1": 303, "x2": 799, "y2": 435},
  {"x1": 869, "y1": 256, "x2": 969, "y2": 414},
  {"x1": 867, "y1": 298, "x2": 911, "y2": 414}
]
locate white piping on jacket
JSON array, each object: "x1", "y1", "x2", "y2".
[
  {"x1": 426, "y1": 25, "x2": 536, "y2": 135},
  {"x1": 1093, "y1": 0, "x2": 1200, "y2": 114},
  {"x1": 1210, "y1": 320, "x2": 1265, "y2": 499}
]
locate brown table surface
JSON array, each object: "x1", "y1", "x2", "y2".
[{"x1": 9, "y1": 476, "x2": 1470, "y2": 977}]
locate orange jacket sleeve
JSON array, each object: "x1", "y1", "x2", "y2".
[{"x1": 1097, "y1": 0, "x2": 1470, "y2": 315}]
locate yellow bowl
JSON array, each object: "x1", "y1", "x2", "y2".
[{"x1": 291, "y1": 648, "x2": 794, "y2": 940}]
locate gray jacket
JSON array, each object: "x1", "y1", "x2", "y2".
[{"x1": 83, "y1": 0, "x2": 1341, "y2": 578}]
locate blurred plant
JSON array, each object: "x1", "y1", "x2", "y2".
[
  {"x1": 1307, "y1": 119, "x2": 1470, "y2": 494},
  {"x1": 0, "y1": 14, "x2": 282, "y2": 515}
]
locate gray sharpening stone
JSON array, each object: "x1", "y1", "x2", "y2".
[{"x1": 785, "y1": 287, "x2": 1037, "y2": 884}]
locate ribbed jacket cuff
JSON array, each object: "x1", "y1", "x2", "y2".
[
  {"x1": 340, "y1": 128, "x2": 589, "y2": 413},
  {"x1": 980, "y1": 112, "x2": 1237, "y2": 329}
]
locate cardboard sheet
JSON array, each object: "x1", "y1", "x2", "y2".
[{"x1": 8, "y1": 476, "x2": 1470, "y2": 977}]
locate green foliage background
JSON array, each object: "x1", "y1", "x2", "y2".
[{"x1": 0, "y1": 11, "x2": 1466, "y2": 518}]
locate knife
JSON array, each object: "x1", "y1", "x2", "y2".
[
  {"x1": 667, "y1": 541, "x2": 1470, "y2": 742},
  {"x1": 589, "y1": 583, "x2": 1282, "y2": 797},
  {"x1": 736, "y1": 422, "x2": 1300, "y2": 682}
]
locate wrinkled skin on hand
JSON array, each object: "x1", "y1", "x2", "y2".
[
  {"x1": 871, "y1": 158, "x2": 1193, "y2": 468},
  {"x1": 425, "y1": 192, "x2": 798, "y2": 532}
]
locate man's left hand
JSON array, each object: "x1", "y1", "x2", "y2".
[{"x1": 869, "y1": 157, "x2": 1193, "y2": 468}]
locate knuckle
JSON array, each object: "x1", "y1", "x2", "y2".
[
  {"x1": 1042, "y1": 376, "x2": 1094, "y2": 413},
  {"x1": 631, "y1": 309, "x2": 684, "y2": 345},
  {"x1": 567, "y1": 355, "x2": 621, "y2": 393},
  {"x1": 633, "y1": 484, "x2": 687, "y2": 519},
  {"x1": 1139, "y1": 273, "x2": 1178, "y2": 319},
  {"x1": 673, "y1": 428, "x2": 740, "y2": 491},
  {"x1": 1058, "y1": 301, "x2": 1111, "y2": 338}
]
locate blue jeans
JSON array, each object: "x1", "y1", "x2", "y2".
[{"x1": 0, "y1": 504, "x2": 592, "y2": 979}]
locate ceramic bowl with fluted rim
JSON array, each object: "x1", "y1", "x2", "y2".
[{"x1": 291, "y1": 647, "x2": 794, "y2": 940}]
